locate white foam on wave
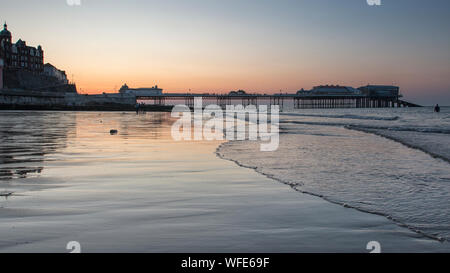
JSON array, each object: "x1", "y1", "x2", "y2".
[
  {"x1": 347, "y1": 126, "x2": 450, "y2": 163},
  {"x1": 280, "y1": 112, "x2": 400, "y2": 121}
]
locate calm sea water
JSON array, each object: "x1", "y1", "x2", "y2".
[{"x1": 219, "y1": 106, "x2": 450, "y2": 241}]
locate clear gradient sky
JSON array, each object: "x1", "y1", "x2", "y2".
[{"x1": 1, "y1": 0, "x2": 449, "y2": 104}]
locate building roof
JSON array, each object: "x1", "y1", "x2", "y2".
[
  {"x1": 297, "y1": 85, "x2": 361, "y2": 95},
  {"x1": 362, "y1": 85, "x2": 399, "y2": 89},
  {"x1": 312, "y1": 85, "x2": 356, "y2": 93},
  {"x1": 16, "y1": 39, "x2": 26, "y2": 46},
  {"x1": 0, "y1": 23, "x2": 11, "y2": 37}
]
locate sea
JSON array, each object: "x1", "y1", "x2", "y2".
[
  {"x1": 218, "y1": 106, "x2": 450, "y2": 241},
  {"x1": 0, "y1": 107, "x2": 449, "y2": 252}
]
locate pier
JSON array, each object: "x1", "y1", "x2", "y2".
[
  {"x1": 135, "y1": 93, "x2": 420, "y2": 109},
  {"x1": 0, "y1": 83, "x2": 422, "y2": 111}
]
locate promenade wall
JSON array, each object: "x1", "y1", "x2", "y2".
[{"x1": 0, "y1": 89, "x2": 137, "y2": 110}]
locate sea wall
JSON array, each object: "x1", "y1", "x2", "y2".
[
  {"x1": 0, "y1": 89, "x2": 137, "y2": 110},
  {"x1": 65, "y1": 93, "x2": 136, "y2": 107},
  {"x1": 0, "y1": 89, "x2": 66, "y2": 109}
]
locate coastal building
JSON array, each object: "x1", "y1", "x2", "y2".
[
  {"x1": 291, "y1": 84, "x2": 407, "y2": 109},
  {"x1": 229, "y1": 90, "x2": 247, "y2": 95},
  {"x1": 297, "y1": 85, "x2": 361, "y2": 96},
  {"x1": 0, "y1": 23, "x2": 75, "y2": 92},
  {"x1": 358, "y1": 85, "x2": 399, "y2": 97},
  {"x1": 43, "y1": 63, "x2": 68, "y2": 84},
  {"x1": 119, "y1": 83, "x2": 163, "y2": 96},
  {"x1": 0, "y1": 23, "x2": 44, "y2": 73}
]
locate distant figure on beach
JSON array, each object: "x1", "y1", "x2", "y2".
[
  {"x1": 135, "y1": 103, "x2": 140, "y2": 114},
  {"x1": 434, "y1": 104, "x2": 440, "y2": 113}
]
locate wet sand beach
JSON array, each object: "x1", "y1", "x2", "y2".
[{"x1": 0, "y1": 111, "x2": 449, "y2": 252}]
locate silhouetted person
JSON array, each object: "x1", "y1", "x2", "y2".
[
  {"x1": 135, "y1": 103, "x2": 140, "y2": 114},
  {"x1": 434, "y1": 104, "x2": 440, "y2": 113}
]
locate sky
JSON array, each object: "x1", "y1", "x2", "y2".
[{"x1": 1, "y1": 0, "x2": 449, "y2": 105}]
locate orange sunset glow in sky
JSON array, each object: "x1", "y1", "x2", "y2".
[{"x1": 2, "y1": 0, "x2": 449, "y2": 105}]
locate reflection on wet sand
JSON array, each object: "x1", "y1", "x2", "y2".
[
  {"x1": 116, "y1": 112, "x2": 174, "y2": 140},
  {"x1": 0, "y1": 111, "x2": 173, "y2": 183},
  {"x1": 0, "y1": 112, "x2": 76, "y2": 181}
]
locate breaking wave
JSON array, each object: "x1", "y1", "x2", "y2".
[{"x1": 280, "y1": 112, "x2": 400, "y2": 121}]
